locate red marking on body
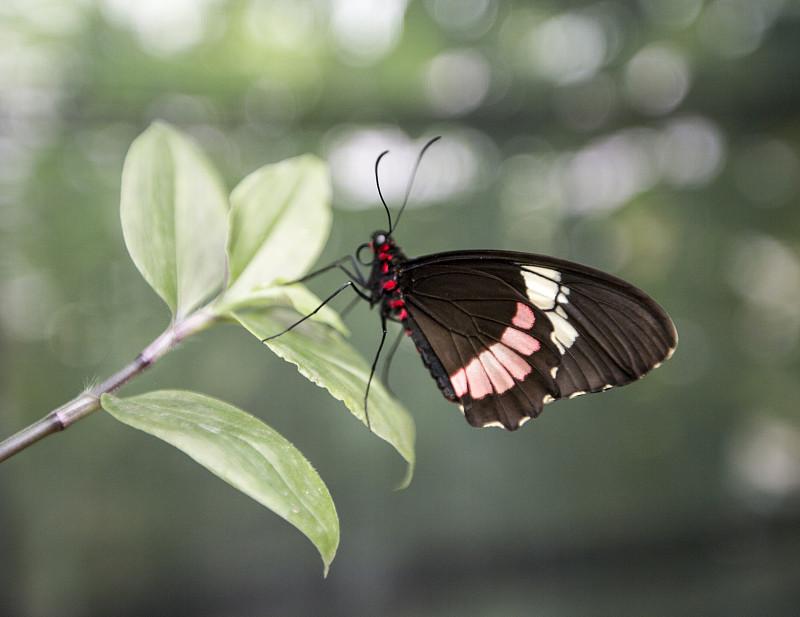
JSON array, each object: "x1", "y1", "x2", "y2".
[
  {"x1": 382, "y1": 262, "x2": 389, "y2": 274},
  {"x1": 512, "y1": 302, "x2": 535, "y2": 329},
  {"x1": 382, "y1": 280, "x2": 397, "y2": 291},
  {"x1": 397, "y1": 308, "x2": 408, "y2": 320},
  {"x1": 500, "y1": 327, "x2": 540, "y2": 355}
]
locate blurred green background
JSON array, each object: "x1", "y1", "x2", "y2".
[{"x1": 2, "y1": 0, "x2": 800, "y2": 615}]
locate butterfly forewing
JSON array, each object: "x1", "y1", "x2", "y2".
[{"x1": 396, "y1": 251, "x2": 677, "y2": 430}]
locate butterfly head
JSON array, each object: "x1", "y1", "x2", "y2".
[{"x1": 370, "y1": 231, "x2": 392, "y2": 253}]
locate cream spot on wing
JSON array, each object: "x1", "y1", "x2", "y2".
[
  {"x1": 528, "y1": 266, "x2": 561, "y2": 281},
  {"x1": 548, "y1": 309, "x2": 578, "y2": 354},
  {"x1": 522, "y1": 266, "x2": 579, "y2": 355},
  {"x1": 522, "y1": 270, "x2": 560, "y2": 310},
  {"x1": 482, "y1": 421, "x2": 506, "y2": 429}
]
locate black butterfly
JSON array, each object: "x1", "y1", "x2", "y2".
[{"x1": 270, "y1": 138, "x2": 677, "y2": 430}]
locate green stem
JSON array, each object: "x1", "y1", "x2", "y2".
[{"x1": 0, "y1": 309, "x2": 218, "y2": 463}]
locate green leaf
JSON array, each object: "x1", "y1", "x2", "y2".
[
  {"x1": 224, "y1": 154, "x2": 331, "y2": 302},
  {"x1": 120, "y1": 122, "x2": 228, "y2": 320},
  {"x1": 101, "y1": 390, "x2": 339, "y2": 574},
  {"x1": 231, "y1": 308, "x2": 416, "y2": 488}
]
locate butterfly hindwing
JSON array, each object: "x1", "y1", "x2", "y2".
[{"x1": 396, "y1": 251, "x2": 677, "y2": 430}]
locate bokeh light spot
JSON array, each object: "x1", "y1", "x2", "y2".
[
  {"x1": 245, "y1": 0, "x2": 317, "y2": 52},
  {"x1": 101, "y1": 0, "x2": 213, "y2": 55},
  {"x1": 728, "y1": 415, "x2": 800, "y2": 514},
  {"x1": 658, "y1": 116, "x2": 725, "y2": 187},
  {"x1": 325, "y1": 126, "x2": 490, "y2": 210},
  {"x1": 564, "y1": 128, "x2": 659, "y2": 214},
  {"x1": 624, "y1": 44, "x2": 691, "y2": 116},
  {"x1": 696, "y1": 0, "x2": 778, "y2": 58},
  {"x1": 727, "y1": 233, "x2": 800, "y2": 359},
  {"x1": 528, "y1": 11, "x2": 608, "y2": 84},
  {"x1": 330, "y1": 0, "x2": 407, "y2": 66},
  {"x1": 424, "y1": 49, "x2": 491, "y2": 117},
  {"x1": 424, "y1": 0, "x2": 498, "y2": 37}
]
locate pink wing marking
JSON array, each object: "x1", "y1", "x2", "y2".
[
  {"x1": 488, "y1": 342, "x2": 532, "y2": 381},
  {"x1": 511, "y1": 302, "x2": 535, "y2": 329},
  {"x1": 500, "y1": 327, "x2": 541, "y2": 355},
  {"x1": 477, "y1": 349, "x2": 515, "y2": 394},
  {"x1": 465, "y1": 357, "x2": 493, "y2": 399},
  {"x1": 451, "y1": 367, "x2": 468, "y2": 398}
]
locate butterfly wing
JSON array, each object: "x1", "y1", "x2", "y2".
[{"x1": 397, "y1": 251, "x2": 677, "y2": 430}]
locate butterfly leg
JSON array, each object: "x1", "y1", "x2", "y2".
[
  {"x1": 362, "y1": 310, "x2": 391, "y2": 431},
  {"x1": 296, "y1": 254, "x2": 369, "y2": 287},
  {"x1": 379, "y1": 327, "x2": 406, "y2": 397},
  {"x1": 261, "y1": 280, "x2": 366, "y2": 341}
]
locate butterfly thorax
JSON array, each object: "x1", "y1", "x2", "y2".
[
  {"x1": 366, "y1": 231, "x2": 458, "y2": 401},
  {"x1": 366, "y1": 231, "x2": 410, "y2": 322}
]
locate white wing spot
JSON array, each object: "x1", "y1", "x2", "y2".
[
  {"x1": 528, "y1": 266, "x2": 561, "y2": 281},
  {"x1": 522, "y1": 267, "x2": 578, "y2": 355},
  {"x1": 548, "y1": 309, "x2": 579, "y2": 354},
  {"x1": 522, "y1": 270, "x2": 560, "y2": 310}
]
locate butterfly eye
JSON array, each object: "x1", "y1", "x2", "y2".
[
  {"x1": 374, "y1": 233, "x2": 387, "y2": 245},
  {"x1": 356, "y1": 242, "x2": 375, "y2": 265}
]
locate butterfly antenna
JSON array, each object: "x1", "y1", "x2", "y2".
[
  {"x1": 375, "y1": 149, "x2": 393, "y2": 232},
  {"x1": 392, "y1": 135, "x2": 441, "y2": 232}
]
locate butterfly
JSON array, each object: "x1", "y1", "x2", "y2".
[{"x1": 270, "y1": 137, "x2": 677, "y2": 430}]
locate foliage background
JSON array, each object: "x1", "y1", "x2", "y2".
[{"x1": 2, "y1": 0, "x2": 800, "y2": 615}]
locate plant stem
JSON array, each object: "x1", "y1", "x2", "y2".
[{"x1": 0, "y1": 309, "x2": 218, "y2": 463}]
